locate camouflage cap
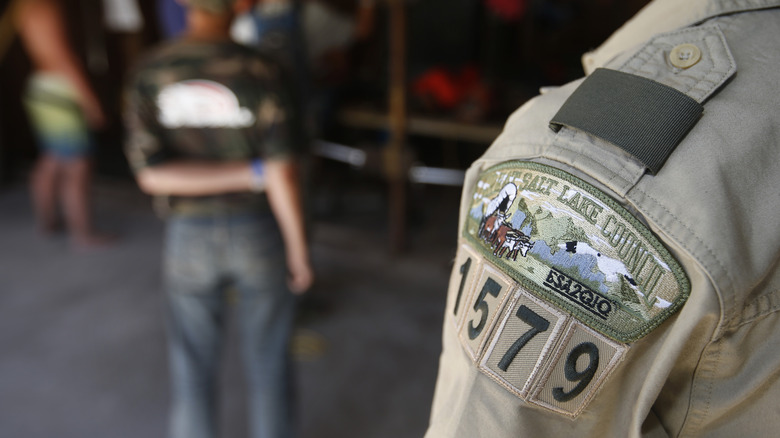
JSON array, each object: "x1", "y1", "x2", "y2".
[{"x1": 185, "y1": 0, "x2": 237, "y2": 14}]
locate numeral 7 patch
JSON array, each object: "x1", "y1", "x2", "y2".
[{"x1": 480, "y1": 291, "x2": 568, "y2": 398}]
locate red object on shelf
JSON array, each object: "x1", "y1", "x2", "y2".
[
  {"x1": 412, "y1": 68, "x2": 461, "y2": 109},
  {"x1": 412, "y1": 66, "x2": 493, "y2": 122},
  {"x1": 485, "y1": 0, "x2": 528, "y2": 21}
]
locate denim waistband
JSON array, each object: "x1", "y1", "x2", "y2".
[{"x1": 166, "y1": 209, "x2": 277, "y2": 227}]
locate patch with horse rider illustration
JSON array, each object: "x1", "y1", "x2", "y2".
[
  {"x1": 459, "y1": 161, "x2": 689, "y2": 343},
  {"x1": 448, "y1": 161, "x2": 689, "y2": 416}
]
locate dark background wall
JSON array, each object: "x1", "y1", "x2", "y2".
[{"x1": 0, "y1": 0, "x2": 651, "y2": 184}]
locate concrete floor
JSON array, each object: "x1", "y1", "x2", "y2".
[{"x1": 0, "y1": 179, "x2": 460, "y2": 438}]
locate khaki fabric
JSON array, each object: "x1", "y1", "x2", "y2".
[
  {"x1": 581, "y1": 0, "x2": 780, "y2": 75},
  {"x1": 426, "y1": 1, "x2": 780, "y2": 437}
]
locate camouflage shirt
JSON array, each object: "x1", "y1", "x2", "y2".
[{"x1": 123, "y1": 38, "x2": 301, "y2": 216}]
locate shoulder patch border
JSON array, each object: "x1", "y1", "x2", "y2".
[{"x1": 462, "y1": 161, "x2": 690, "y2": 343}]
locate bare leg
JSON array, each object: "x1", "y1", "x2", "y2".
[
  {"x1": 30, "y1": 154, "x2": 61, "y2": 234},
  {"x1": 60, "y1": 157, "x2": 113, "y2": 247}
]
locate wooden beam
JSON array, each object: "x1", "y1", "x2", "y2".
[
  {"x1": 337, "y1": 107, "x2": 503, "y2": 144},
  {"x1": 387, "y1": 0, "x2": 407, "y2": 254}
]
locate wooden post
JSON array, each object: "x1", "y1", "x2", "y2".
[{"x1": 387, "y1": 0, "x2": 407, "y2": 253}]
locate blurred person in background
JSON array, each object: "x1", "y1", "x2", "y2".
[
  {"x1": 425, "y1": 0, "x2": 780, "y2": 437},
  {"x1": 14, "y1": 0, "x2": 112, "y2": 247},
  {"x1": 229, "y1": 0, "x2": 376, "y2": 145},
  {"x1": 230, "y1": 0, "x2": 375, "y2": 81},
  {"x1": 230, "y1": 0, "x2": 312, "y2": 172},
  {"x1": 123, "y1": 0, "x2": 313, "y2": 436},
  {"x1": 157, "y1": 0, "x2": 188, "y2": 39}
]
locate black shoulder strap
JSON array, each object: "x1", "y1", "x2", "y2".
[{"x1": 550, "y1": 68, "x2": 703, "y2": 174}]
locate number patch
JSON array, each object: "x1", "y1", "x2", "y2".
[
  {"x1": 529, "y1": 323, "x2": 625, "y2": 416},
  {"x1": 458, "y1": 265, "x2": 514, "y2": 361},
  {"x1": 480, "y1": 292, "x2": 567, "y2": 398},
  {"x1": 448, "y1": 244, "x2": 482, "y2": 329},
  {"x1": 451, "y1": 242, "x2": 627, "y2": 417}
]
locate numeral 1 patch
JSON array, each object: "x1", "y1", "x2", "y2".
[{"x1": 448, "y1": 243, "x2": 482, "y2": 329}]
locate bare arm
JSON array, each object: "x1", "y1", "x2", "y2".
[
  {"x1": 264, "y1": 159, "x2": 313, "y2": 294},
  {"x1": 16, "y1": 0, "x2": 105, "y2": 127},
  {"x1": 135, "y1": 160, "x2": 260, "y2": 196}
]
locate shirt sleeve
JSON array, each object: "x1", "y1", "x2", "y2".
[
  {"x1": 122, "y1": 74, "x2": 169, "y2": 172},
  {"x1": 256, "y1": 62, "x2": 306, "y2": 160}
]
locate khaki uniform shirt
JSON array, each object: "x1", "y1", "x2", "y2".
[{"x1": 426, "y1": 1, "x2": 780, "y2": 437}]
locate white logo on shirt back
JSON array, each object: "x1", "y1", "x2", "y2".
[{"x1": 157, "y1": 80, "x2": 256, "y2": 128}]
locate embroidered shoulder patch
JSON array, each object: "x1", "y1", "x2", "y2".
[{"x1": 463, "y1": 161, "x2": 689, "y2": 343}]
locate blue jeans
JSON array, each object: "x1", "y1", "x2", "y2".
[{"x1": 163, "y1": 212, "x2": 295, "y2": 438}]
